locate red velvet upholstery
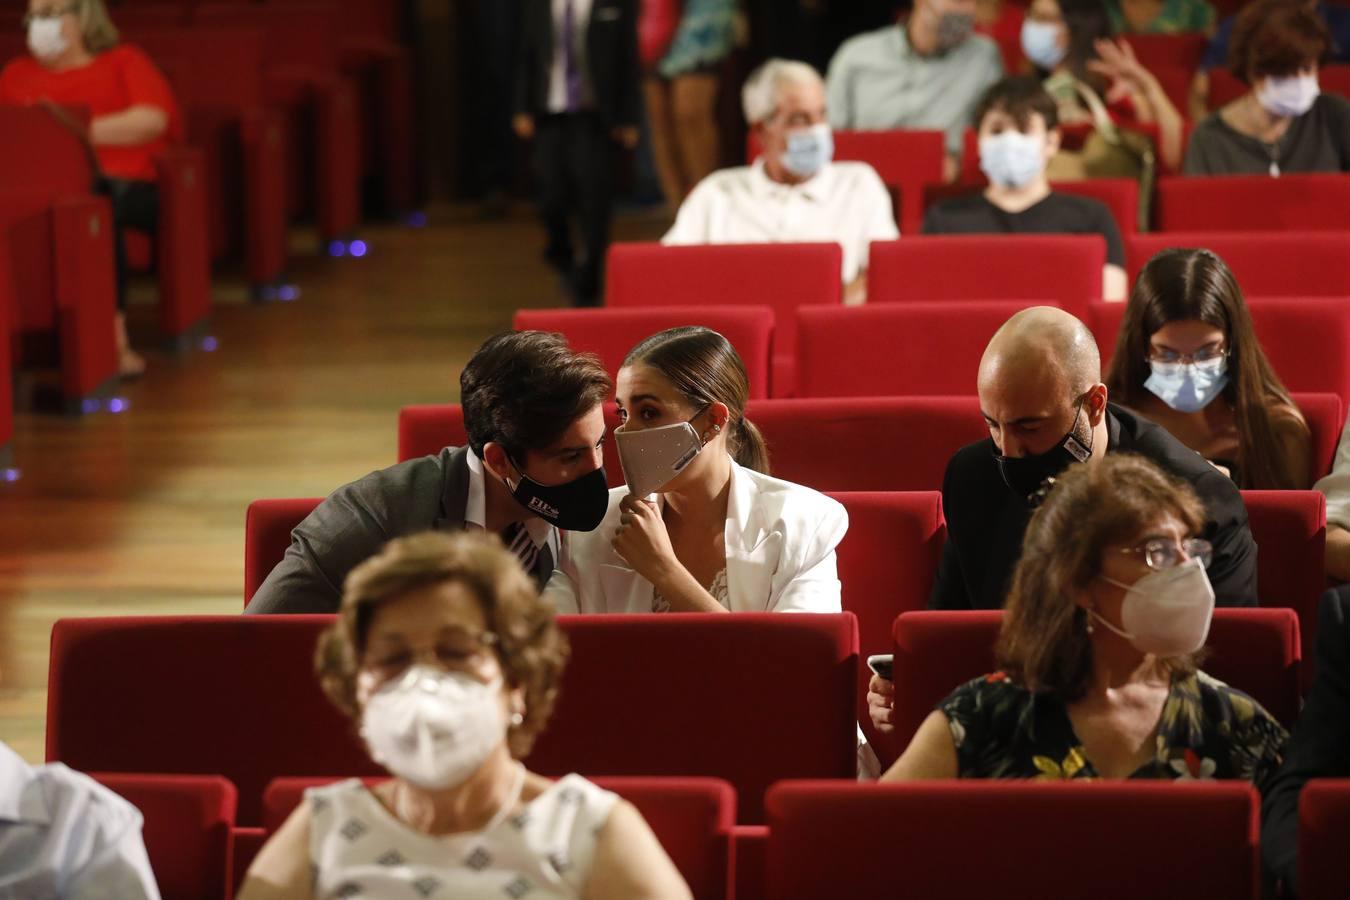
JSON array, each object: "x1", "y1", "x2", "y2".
[
  {"x1": 1299, "y1": 779, "x2": 1350, "y2": 900},
  {"x1": 48, "y1": 613, "x2": 856, "y2": 826},
  {"x1": 796, "y1": 301, "x2": 1052, "y2": 397},
  {"x1": 766, "y1": 780, "x2": 1260, "y2": 900},
  {"x1": 1091, "y1": 297, "x2": 1350, "y2": 404},
  {"x1": 746, "y1": 129, "x2": 942, "y2": 235},
  {"x1": 394, "y1": 404, "x2": 626, "y2": 488},
  {"x1": 748, "y1": 396, "x2": 986, "y2": 492},
  {"x1": 604, "y1": 242, "x2": 843, "y2": 397},
  {"x1": 890, "y1": 609, "x2": 1301, "y2": 748},
  {"x1": 1295, "y1": 393, "x2": 1346, "y2": 481},
  {"x1": 828, "y1": 491, "x2": 945, "y2": 767},
  {"x1": 232, "y1": 827, "x2": 265, "y2": 896},
  {"x1": 92, "y1": 773, "x2": 237, "y2": 900},
  {"x1": 243, "y1": 497, "x2": 323, "y2": 605},
  {"x1": 733, "y1": 825, "x2": 768, "y2": 900},
  {"x1": 867, "y1": 235, "x2": 1104, "y2": 319},
  {"x1": 512, "y1": 305, "x2": 774, "y2": 399},
  {"x1": 263, "y1": 776, "x2": 735, "y2": 900},
  {"x1": 1125, "y1": 232, "x2": 1350, "y2": 297},
  {"x1": 1156, "y1": 175, "x2": 1350, "y2": 231},
  {"x1": 1242, "y1": 490, "x2": 1327, "y2": 687}
]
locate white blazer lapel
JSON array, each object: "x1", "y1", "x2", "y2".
[{"x1": 724, "y1": 462, "x2": 781, "y2": 611}]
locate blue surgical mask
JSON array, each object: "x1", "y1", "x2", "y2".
[
  {"x1": 979, "y1": 131, "x2": 1046, "y2": 189},
  {"x1": 1144, "y1": 358, "x2": 1229, "y2": 413},
  {"x1": 782, "y1": 123, "x2": 834, "y2": 179},
  {"x1": 1020, "y1": 20, "x2": 1066, "y2": 70}
]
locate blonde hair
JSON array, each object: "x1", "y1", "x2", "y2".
[
  {"x1": 315, "y1": 531, "x2": 570, "y2": 758},
  {"x1": 74, "y1": 0, "x2": 120, "y2": 54}
]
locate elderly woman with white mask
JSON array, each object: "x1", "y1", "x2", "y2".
[
  {"x1": 238, "y1": 531, "x2": 690, "y2": 900},
  {"x1": 1185, "y1": 0, "x2": 1350, "y2": 175}
]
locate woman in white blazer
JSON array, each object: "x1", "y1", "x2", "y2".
[{"x1": 543, "y1": 327, "x2": 848, "y2": 615}]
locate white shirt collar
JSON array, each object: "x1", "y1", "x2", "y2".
[
  {"x1": 748, "y1": 157, "x2": 836, "y2": 204},
  {"x1": 0, "y1": 743, "x2": 47, "y2": 825},
  {"x1": 465, "y1": 450, "x2": 553, "y2": 550}
]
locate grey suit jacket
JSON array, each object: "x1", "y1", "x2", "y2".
[{"x1": 244, "y1": 447, "x2": 555, "y2": 614}]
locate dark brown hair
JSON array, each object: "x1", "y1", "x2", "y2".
[
  {"x1": 460, "y1": 331, "x2": 612, "y2": 463},
  {"x1": 1105, "y1": 248, "x2": 1307, "y2": 489},
  {"x1": 316, "y1": 531, "x2": 569, "y2": 758},
  {"x1": 975, "y1": 75, "x2": 1061, "y2": 131},
  {"x1": 1229, "y1": 0, "x2": 1330, "y2": 84},
  {"x1": 1060, "y1": 0, "x2": 1115, "y2": 88},
  {"x1": 997, "y1": 454, "x2": 1206, "y2": 701},
  {"x1": 622, "y1": 327, "x2": 770, "y2": 474}
]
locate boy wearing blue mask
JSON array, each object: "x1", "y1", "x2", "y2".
[{"x1": 922, "y1": 75, "x2": 1129, "y2": 301}]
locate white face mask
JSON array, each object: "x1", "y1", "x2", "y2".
[
  {"x1": 1092, "y1": 557, "x2": 1216, "y2": 656},
  {"x1": 979, "y1": 130, "x2": 1047, "y2": 189},
  {"x1": 360, "y1": 665, "x2": 506, "y2": 790},
  {"x1": 781, "y1": 123, "x2": 834, "y2": 179},
  {"x1": 27, "y1": 16, "x2": 69, "y2": 62},
  {"x1": 615, "y1": 418, "x2": 704, "y2": 498},
  {"x1": 1255, "y1": 74, "x2": 1320, "y2": 118}
]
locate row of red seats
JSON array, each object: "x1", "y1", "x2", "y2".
[{"x1": 49, "y1": 612, "x2": 1342, "y2": 898}]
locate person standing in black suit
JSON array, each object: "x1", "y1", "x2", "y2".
[
  {"x1": 1262, "y1": 584, "x2": 1350, "y2": 896},
  {"x1": 866, "y1": 307, "x2": 1260, "y2": 737},
  {"x1": 514, "y1": 0, "x2": 641, "y2": 306}
]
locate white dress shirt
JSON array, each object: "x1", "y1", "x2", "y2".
[
  {"x1": 662, "y1": 159, "x2": 900, "y2": 284},
  {"x1": 548, "y1": 0, "x2": 595, "y2": 113},
  {"x1": 0, "y1": 743, "x2": 161, "y2": 899},
  {"x1": 464, "y1": 450, "x2": 560, "y2": 563}
]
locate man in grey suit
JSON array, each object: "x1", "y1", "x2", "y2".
[{"x1": 245, "y1": 331, "x2": 614, "y2": 614}]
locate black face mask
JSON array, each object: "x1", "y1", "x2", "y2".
[
  {"x1": 506, "y1": 460, "x2": 610, "y2": 532},
  {"x1": 994, "y1": 400, "x2": 1094, "y2": 506}
]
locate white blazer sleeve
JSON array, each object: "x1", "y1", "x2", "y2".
[{"x1": 768, "y1": 493, "x2": 848, "y2": 613}]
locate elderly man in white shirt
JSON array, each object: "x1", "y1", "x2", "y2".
[
  {"x1": 662, "y1": 58, "x2": 899, "y2": 305},
  {"x1": 0, "y1": 742, "x2": 161, "y2": 898}
]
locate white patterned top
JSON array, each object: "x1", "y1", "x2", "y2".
[{"x1": 308, "y1": 774, "x2": 618, "y2": 899}]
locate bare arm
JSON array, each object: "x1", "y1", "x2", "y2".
[
  {"x1": 1327, "y1": 526, "x2": 1350, "y2": 582},
  {"x1": 90, "y1": 105, "x2": 169, "y2": 147},
  {"x1": 1089, "y1": 40, "x2": 1186, "y2": 173},
  {"x1": 584, "y1": 799, "x2": 692, "y2": 900},
  {"x1": 879, "y1": 710, "x2": 959, "y2": 781},
  {"x1": 1103, "y1": 264, "x2": 1128, "y2": 302},
  {"x1": 844, "y1": 273, "x2": 868, "y2": 306},
  {"x1": 235, "y1": 803, "x2": 314, "y2": 900}
]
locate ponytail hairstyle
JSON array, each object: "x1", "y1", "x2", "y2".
[{"x1": 622, "y1": 327, "x2": 771, "y2": 474}]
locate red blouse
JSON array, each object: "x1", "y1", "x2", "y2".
[{"x1": 0, "y1": 44, "x2": 181, "y2": 182}]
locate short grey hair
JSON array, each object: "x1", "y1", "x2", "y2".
[{"x1": 741, "y1": 58, "x2": 824, "y2": 126}]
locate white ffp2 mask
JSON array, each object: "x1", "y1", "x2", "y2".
[
  {"x1": 27, "y1": 17, "x2": 69, "y2": 61},
  {"x1": 1093, "y1": 557, "x2": 1216, "y2": 656},
  {"x1": 1256, "y1": 74, "x2": 1320, "y2": 118},
  {"x1": 615, "y1": 420, "x2": 704, "y2": 498}
]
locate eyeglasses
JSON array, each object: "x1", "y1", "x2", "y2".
[
  {"x1": 1146, "y1": 346, "x2": 1227, "y2": 373},
  {"x1": 22, "y1": 6, "x2": 76, "y2": 26},
  {"x1": 1119, "y1": 537, "x2": 1213, "y2": 571},
  {"x1": 362, "y1": 630, "x2": 499, "y2": 685}
]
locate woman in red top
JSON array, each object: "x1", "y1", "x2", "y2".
[{"x1": 1, "y1": 0, "x2": 182, "y2": 377}]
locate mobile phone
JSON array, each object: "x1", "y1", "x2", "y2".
[{"x1": 866, "y1": 653, "x2": 894, "y2": 681}]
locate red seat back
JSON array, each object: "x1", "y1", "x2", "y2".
[
  {"x1": 747, "y1": 396, "x2": 986, "y2": 492},
  {"x1": 890, "y1": 608, "x2": 1301, "y2": 747},
  {"x1": 796, "y1": 301, "x2": 1053, "y2": 397},
  {"x1": 1156, "y1": 176, "x2": 1350, "y2": 232},
  {"x1": 828, "y1": 491, "x2": 945, "y2": 766},
  {"x1": 1300, "y1": 779, "x2": 1350, "y2": 900},
  {"x1": 244, "y1": 498, "x2": 323, "y2": 604},
  {"x1": 1122, "y1": 32, "x2": 1208, "y2": 71},
  {"x1": 1125, "y1": 232, "x2": 1350, "y2": 297},
  {"x1": 264, "y1": 776, "x2": 735, "y2": 900},
  {"x1": 1242, "y1": 489, "x2": 1327, "y2": 686},
  {"x1": 511, "y1": 305, "x2": 774, "y2": 399},
  {"x1": 604, "y1": 242, "x2": 842, "y2": 396},
  {"x1": 766, "y1": 780, "x2": 1259, "y2": 900},
  {"x1": 93, "y1": 773, "x2": 237, "y2": 900},
  {"x1": 868, "y1": 235, "x2": 1104, "y2": 319},
  {"x1": 1294, "y1": 393, "x2": 1346, "y2": 482}
]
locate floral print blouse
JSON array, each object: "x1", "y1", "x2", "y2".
[{"x1": 939, "y1": 670, "x2": 1288, "y2": 783}]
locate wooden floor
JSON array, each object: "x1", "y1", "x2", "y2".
[{"x1": 0, "y1": 205, "x2": 667, "y2": 762}]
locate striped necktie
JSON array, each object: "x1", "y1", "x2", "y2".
[{"x1": 502, "y1": 521, "x2": 541, "y2": 575}]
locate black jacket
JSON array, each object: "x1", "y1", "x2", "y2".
[
  {"x1": 930, "y1": 403, "x2": 1259, "y2": 610},
  {"x1": 1261, "y1": 585, "x2": 1350, "y2": 895},
  {"x1": 514, "y1": 0, "x2": 641, "y2": 129}
]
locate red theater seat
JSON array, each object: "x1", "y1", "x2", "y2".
[
  {"x1": 1156, "y1": 175, "x2": 1350, "y2": 231},
  {"x1": 747, "y1": 396, "x2": 987, "y2": 492},
  {"x1": 766, "y1": 780, "x2": 1259, "y2": 900},
  {"x1": 1300, "y1": 779, "x2": 1350, "y2": 900},
  {"x1": 1297, "y1": 393, "x2": 1347, "y2": 482},
  {"x1": 1125, "y1": 232, "x2": 1350, "y2": 297},
  {"x1": 243, "y1": 497, "x2": 322, "y2": 605},
  {"x1": 867, "y1": 235, "x2": 1104, "y2": 319},
  {"x1": 263, "y1": 776, "x2": 735, "y2": 900},
  {"x1": 604, "y1": 242, "x2": 843, "y2": 396},
  {"x1": 48, "y1": 613, "x2": 857, "y2": 826},
  {"x1": 889, "y1": 609, "x2": 1301, "y2": 748},
  {"x1": 512, "y1": 305, "x2": 774, "y2": 399},
  {"x1": 1242, "y1": 490, "x2": 1327, "y2": 686},
  {"x1": 93, "y1": 773, "x2": 237, "y2": 900},
  {"x1": 828, "y1": 491, "x2": 945, "y2": 766},
  {"x1": 796, "y1": 301, "x2": 1052, "y2": 397}
]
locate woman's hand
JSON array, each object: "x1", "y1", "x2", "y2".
[
  {"x1": 1087, "y1": 39, "x2": 1159, "y2": 107},
  {"x1": 612, "y1": 494, "x2": 680, "y2": 588}
]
